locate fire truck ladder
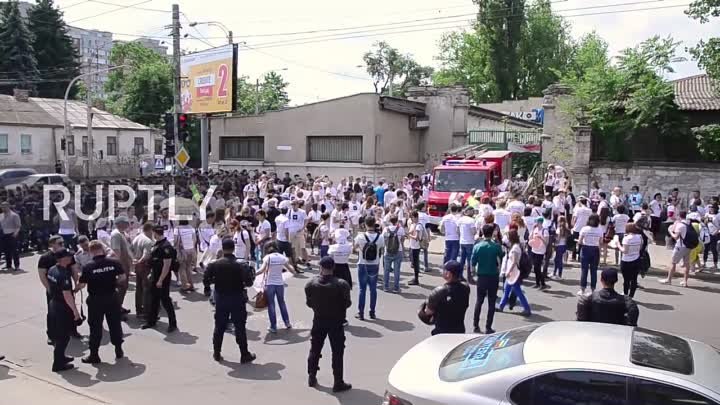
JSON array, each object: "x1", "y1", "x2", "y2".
[{"x1": 442, "y1": 144, "x2": 487, "y2": 161}]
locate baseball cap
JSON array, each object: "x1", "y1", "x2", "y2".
[
  {"x1": 474, "y1": 190, "x2": 483, "y2": 197},
  {"x1": 443, "y1": 260, "x2": 463, "y2": 277},
  {"x1": 601, "y1": 268, "x2": 619, "y2": 284},
  {"x1": 221, "y1": 238, "x2": 235, "y2": 251},
  {"x1": 319, "y1": 256, "x2": 335, "y2": 270},
  {"x1": 114, "y1": 216, "x2": 129, "y2": 225}
]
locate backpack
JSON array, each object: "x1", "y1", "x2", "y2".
[
  {"x1": 518, "y1": 247, "x2": 532, "y2": 279},
  {"x1": 682, "y1": 222, "x2": 700, "y2": 249},
  {"x1": 419, "y1": 225, "x2": 430, "y2": 250},
  {"x1": 362, "y1": 233, "x2": 380, "y2": 261},
  {"x1": 386, "y1": 229, "x2": 400, "y2": 255}
]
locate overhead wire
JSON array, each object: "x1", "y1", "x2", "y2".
[
  {"x1": 67, "y1": 0, "x2": 152, "y2": 24},
  {"x1": 239, "y1": 44, "x2": 368, "y2": 81}
]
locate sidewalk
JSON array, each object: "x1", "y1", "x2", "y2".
[{"x1": 0, "y1": 361, "x2": 112, "y2": 405}]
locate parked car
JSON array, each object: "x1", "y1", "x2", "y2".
[
  {"x1": 0, "y1": 168, "x2": 37, "y2": 188},
  {"x1": 384, "y1": 321, "x2": 720, "y2": 405},
  {"x1": 4, "y1": 173, "x2": 70, "y2": 191}
]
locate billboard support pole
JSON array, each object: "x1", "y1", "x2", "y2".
[
  {"x1": 201, "y1": 116, "x2": 209, "y2": 173},
  {"x1": 172, "y1": 4, "x2": 182, "y2": 160}
]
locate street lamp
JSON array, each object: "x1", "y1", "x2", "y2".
[
  {"x1": 63, "y1": 64, "x2": 129, "y2": 177},
  {"x1": 255, "y1": 68, "x2": 288, "y2": 115},
  {"x1": 189, "y1": 21, "x2": 233, "y2": 45}
]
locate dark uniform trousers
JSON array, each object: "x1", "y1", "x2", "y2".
[
  {"x1": 134, "y1": 262, "x2": 152, "y2": 317},
  {"x1": 148, "y1": 281, "x2": 177, "y2": 326},
  {"x1": 87, "y1": 294, "x2": 124, "y2": 352},
  {"x1": 307, "y1": 318, "x2": 345, "y2": 379},
  {"x1": 213, "y1": 293, "x2": 250, "y2": 355},
  {"x1": 48, "y1": 300, "x2": 72, "y2": 368},
  {"x1": 473, "y1": 275, "x2": 499, "y2": 330}
]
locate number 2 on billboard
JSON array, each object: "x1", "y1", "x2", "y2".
[{"x1": 218, "y1": 64, "x2": 229, "y2": 98}]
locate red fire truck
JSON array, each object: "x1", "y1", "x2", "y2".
[{"x1": 426, "y1": 147, "x2": 512, "y2": 224}]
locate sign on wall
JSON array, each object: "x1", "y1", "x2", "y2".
[
  {"x1": 502, "y1": 108, "x2": 544, "y2": 125},
  {"x1": 180, "y1": 44, "x2": 238, "y2": 114}
]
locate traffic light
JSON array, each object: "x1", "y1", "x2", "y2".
[
  {"x1": 178, "y1": 113, "x2": 190, "y2": 143},
  {"x1": 60, "y1": 138, "x2": 66, "y2": 151},
  {"x1": 163, "y1": 113, "x2": 174, "y2": 140}
]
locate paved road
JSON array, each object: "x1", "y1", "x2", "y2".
[{"x1": 1, "y1": 239, "x2": 719, "y2": 405}]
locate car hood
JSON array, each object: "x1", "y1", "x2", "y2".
[{"x1": 387, "y1": 334, "x2": 477, "y2": 403}]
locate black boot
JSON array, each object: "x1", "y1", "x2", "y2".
[
  {"x1": 332, "y1": 381, "x2": 352, "y2": 393},
  {"x1": 115, "y1": 345, "x2": 124, "y2": 359},
  {"x1": 240, "y1": 352, "x2": 256, "y2": 364},
  {"x1": 81, "y1": 353, "x2": 101, "y2": 364},
  {"x1": 308, "y1": 374, "x2": 318, "y2": 388},
  {"x1": 213, "y1": 352, "x2": 223, "y2": 362}
]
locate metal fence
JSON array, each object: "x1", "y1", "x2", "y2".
[
  {"x1": 307, "y1": 136, "x2": 362, "y2": 162},
  {"x1": 220, "y1": 137, "x2": 264, "y2": 160},
  {"x1": 468, "y1": 129, "x2": 542, "y2": 147}
]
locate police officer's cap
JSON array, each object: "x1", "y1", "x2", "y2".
[
  {"x1": 54, "y1": 249, "x2": 74, "y2": 260},
  {"x1": 444, "y1": 260, "x2": 463, "y2": 277},
  {"x1": 221, "y1": 238, "x2": 235, "y2": 251},
  {"x1": 152, "y1": 225, "x2": 165, "y2": 233}
]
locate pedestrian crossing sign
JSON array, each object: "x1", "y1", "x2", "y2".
[
  {"x1": 175, "y1": 146, "x2": 190, "y2": 168},
  {"x1": 154, "y1": 158, "x2": 164, "y2": 170}
]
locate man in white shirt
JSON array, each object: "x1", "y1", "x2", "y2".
[
  {"x1": 274, "y1": 207, "x2": 294, "y2": 267},
  {"x1": 493, "y1": 200, "x2": 512, "y2": 231},
  {"x1": 287, "y1": 200, "x2": 308, "y2": 270},
  {"x1": 110, "y1": 216, "x2": 134, "y2": 314},
  {"x1": 609, "y1": 187, "x2": 624, "y2": 214},
  {"x1": 571, "y1": 198, "x2": 593, "y2": 261},
  {"x1": 440, "y1": 204, "x2": 461, "y2": 264},
  {"x1": 353, "y1": 217, "x2": 385, "y2": 320},
  {"x1": 457, "y1": 207, "x2": 478, "y2": 283},
  {"x1": 383, "y1": 186, "x2": 397, "y2": 209},
  {"x1": 596, "y1": 192, "x2": 609, "y2": 215},
  {"x1": 507, "y1": 195, "x2": 525, "y2": 216}
]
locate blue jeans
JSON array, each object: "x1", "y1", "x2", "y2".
[
  {"x1": 459, "y1": 244, "x2": 474, "y2": 276},
  {"x1": 554, "y1": 245, "x2": 567, "y2": 277},
  {"x1": 499, "y1": 281, "x2": 531, "y2": 312},
  {"x1": 265, "y1": 284, "x2": 290, "y2": 330},
  {"x1": 358, "y1": 264, "x2": 379, "y2": 315},
  {"x1": 444, "y1": 240, "x2": 460, "y2": 264},
  {"x1": 422, "y1": 247, "x2": 429, "y2": 271},
  {"x1": 580, "y1": 246, "x2": 600, "y2": 290},
  {"x1": 383, "y1": 253, "x2": 402, "y2": 291},
  {"x1": 320, "y1": 245, "x2": 329, "y2": 258}
]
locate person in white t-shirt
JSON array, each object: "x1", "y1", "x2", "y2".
[
  {"x1": 649, "y1": 193, "x2": 663, "y2": 235},
  {"x1": 232, "y1": 220, "x2": 252, "y2": 261},
  {"x1": 612, "y1": 205, "x2": 630, "y2": 264},
  {"x1": 617, "y1": 222, "x2": 645, "y2": 298},
  {"x1": 256, "y1": 243, "x2": 297, "y2": 333},
  {"x1": 609, "y1": 187, "x2": 624, "y2": 214},
  {"x1": 353, "y1": 217, "x2": 385, "y2": 320},
  {"x1": 507, "y1": 196, "x2": 525, "y2": 216},
  {"x1": 287, "y1": 200, "x2": 308, "y2": 268},
  {"x1": 577, "y1": 213, "x2": 603, "y2": 296},
  {"x1": 493, "y1": 200, "x2": 512, "y2": 233},
  {"x1": 440, "y1": 204, "x2": 461, "y2": 264},
  {"x1": 661, "y1": 211, "x2": 692, "y2": 287},
  {"x1": 571, "y1": 197, "x2": 592, "y2": 261},
  {"x1": 173, "y1": 219, "x2": 197, "y2": 292},
  {"x1": 457, "y1": 207, "x2": 477, "y2": 283}
]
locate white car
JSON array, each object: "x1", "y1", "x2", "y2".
[
  {"x1": 384, "y1": 321, "x2": 720, "y2": 405},
  {"x1": 4, "y1": 173, "x2": 70, "y2": 191}
]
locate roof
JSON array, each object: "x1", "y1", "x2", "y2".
[
  {"x1": 468, "y1": 105, "x2": 543, "y2": 129},
  {"x1": 672, "y1": 74, "x2": 720, "y2": 111},
  {"x1": 0, "y1": 95, "x2": 149, "y2": 130},
  {"x1": 379, "y1": 96, "x2": 427, "y2": 116}
]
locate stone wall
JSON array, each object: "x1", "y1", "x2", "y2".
[
  {"x1": 590, "y1": 161, "x2": 720, "y2": 202},
  {"x1": 540, "y1": 84, "x2": 577, "y2": 172}
]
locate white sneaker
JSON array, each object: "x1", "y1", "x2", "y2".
[
  {"x1": 576, "y1": 289, "x2": 585, "y2": 296},
  {"x1": 679, "y1": 281, "x2": 687, "y2": 287},
  {"x1": 658, "y1": 278, "x2": 670, "y2": 284}
]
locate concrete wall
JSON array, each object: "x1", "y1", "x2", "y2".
[
  {"x1": 0, "y1": 125, "x2": 57, "y2": 172},
  {"x1": 540, "y1": 85, "x2": 576, "y2": 171},
  {"x1": 590, "y1": 161, "x2": 720, "y2": 203}
]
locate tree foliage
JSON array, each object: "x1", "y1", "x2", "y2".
[
  {"x1": 363, "y1": 41, "x2": 433, "y2": 96},
  {"x1": 434, "y1": 0, "x2": 573, "y2": 103},
  {"x1": 686, "y1": 1, "x2": 720, "y2": 82},
  {"x1": 235, "y1": 71, "x2": 290, "y2": 114},
  {"x1": 0, "y1": 0, "x2": 40, "y2": 95},
  {"x1": 692, "y1": 124, "x2": 720, "y2": 160},
  {"x1": 105, "y1": 42, "x2": 173, "y2": 127},
  {"x1": 27, "y1": 0, "x2": 80, "y2": 98}
]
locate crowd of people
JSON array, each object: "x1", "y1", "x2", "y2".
[{"x1": 0, "y1": 165, "x2": 719, "y2": 389}]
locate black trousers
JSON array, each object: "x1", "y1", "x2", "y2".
[
  {"x1": 473, "y1": 275, "x2": 499, "y2": 329},
  {"x1": 147, "y1": 281, "x2": 177, "y2": 326},
  {"x1": 87, "y1": 294, "x2": 124, "y2": 353},
  {"x1": 704, "y1": 234, "x2": 719, "y2": 266},
  {"x1": 411, "y1": 248, "x2": 420, "y2": 280},
  {"x1": 308, "y1": 318, "x2": 345, "y2": 381},
  {"x1": 531, "y1": 252, "x2": 546, "y2": 286},
  {"x1": 213, "y1": 293, "x2": 250, "y2": 356},
  {"x1": 3, "y1": 233, "x2": 20, "y2": 269},
  {"x1": 334, "y1": 263, "x2": 352, "y2": 289},
  {"x1": 621, "y1": 259, "x2": 640, "y2": 298},
  {"x1": 48, "y1": 301, "x2": 72, "y2": 368}
]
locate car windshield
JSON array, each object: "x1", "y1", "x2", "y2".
[
  {"x1": 434, "y1": 170, "x2": 487, "y2": 192},
  {"x1": 630, "y1": 327, "x2": 693, "y2": 375},
  {"x1": 439, "y1": 325, "x2": 540, "y2": 382}
]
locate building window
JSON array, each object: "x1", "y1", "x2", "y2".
[
  {"x1": 154, "y1": 138, "x2": 163, "y2": 155},
  {"x1": 0, "y1": 134, "x2": 8, "y2": 153},
  {"x1": 220, "y1": 137, "x2": 264, "y2": 160},
  {"x1": 133, "y1": 137, "x2": 144, "y2": 155},
  {"x1": 82, "y1": 136, "x2": 88, "y2": 156},
  {"x1": 20, "y1": 134, "x2": 31, "y2": 154},
  {"x1": 107, "y1": 136, "x2": 117, "y2": 156},
  {"x1": 67, "y1": 136, "x2": 75, "y2": 156},
  {"x1": 307, "y1": 136, "x2": 362, "y2": 162}
]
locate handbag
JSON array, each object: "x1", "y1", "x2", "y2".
[{"x1": 253, "y1": 273, "x2": 269, "y2": 309}]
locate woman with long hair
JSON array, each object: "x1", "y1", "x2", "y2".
[
  {"x1": 578, "y1": 214, "x2": 603, "y2": 296},
  {"x1": 256, "y1": 242, "x2": 297, "y2": 333},
  {"x1": 497, "y1": 229, "x2": 532, "y2": 316},
  {"x1": 617, "y1": 223, "x2": 644, "y2": 298},
  {"x1": 599, "y1": 206, "x2": 612, "y2": 265},
  {"x1": 553, "y1": 215, "x2": 570, "y2": 279}
]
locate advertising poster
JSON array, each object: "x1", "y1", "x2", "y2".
[{"x1": 180, "y1": 44, "x2": 237, "y2": 113}]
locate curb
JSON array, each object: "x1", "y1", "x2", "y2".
[{"x1": 1, "y1": 359, "x2": 113, "y2": 404}]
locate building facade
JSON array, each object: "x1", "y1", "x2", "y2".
[
  {"x1": 0, "y1": 90, "x2": 154, "y2": 178},
  {"x1": 66, "y1": 26, "x2": 114, "y2": 98}
]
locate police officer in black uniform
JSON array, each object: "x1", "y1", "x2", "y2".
[
  {"x1": 141, "y1": 225, "x2": 178, "y2": 332},
  {"x1": 421, "y1": 260, "x2": 470, "y2": 335},
  {"x1": 203, "y1": 238, "x2": 256, "y2": 363},
  {"x1": 47, "y1": 249, "x2": 82, "y2": 372},
  {"x1": 304, "y1": 256, "x2": 352, "y2": 392},
  {"x1": 75, "y1": 241, "x2": 126, "y2": 363}
]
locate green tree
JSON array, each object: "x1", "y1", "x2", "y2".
[
  {"x1": 27, "y1": 0, "x2": 80, "y2": 98},
  {"x1": 434, "y1": 0, "x2": 573, "y2": 103},
  {"x1": 105, "y1": 42, "x2": 173, "y2": 127},
  {"x1": 0, "y1": 0, "x2": 40, "y2": 95},
  {"x1": 363, "y1": 41, "x2": 433, "y2": 96},
  {"x1": 686, "y1": 0, "x2": 720, "y2": 82},
  {"x1": 235, "y1": 71, "x2": 290, "y2": 114},
  {"x1": 692, "y1": 124, "x2": 720, "y2": 160}
]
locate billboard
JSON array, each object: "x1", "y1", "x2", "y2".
[{"x1": 180, "y1": 44, "x2": 237, "y2": 114}]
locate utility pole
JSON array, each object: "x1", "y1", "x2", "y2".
[
  {"x1": 171, "y1": 4, "x2": 182, "y2": 162},
  {"x1": 86, "y1": 73, "x2": 94, "y2": 178},
  {"x1": 255, "y1": 78, "x2": 260, "y2": 115},
  {"x1": 228, "y1": 30, "x2": 233, "y2": 45}
]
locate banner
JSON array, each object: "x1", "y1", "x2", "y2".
[
  {"x1": 180, "y1": 44, "x2": 237, "y2": 114},
  {"x1": 508, "y1": 142, "x2": 541, "y2": 154}
]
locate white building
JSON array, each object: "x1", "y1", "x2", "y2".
[{"x1": 0, "y1": 90, "x2": 156, "y2": 178}]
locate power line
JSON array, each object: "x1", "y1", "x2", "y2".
[
  {"x1": 60, "y1": 0, "x2": 93, "y2": 11},
  {"x1": 240, "y1": 44, "x2": 368, "y2": 81},
  {"x1": 68, "y1": 0, "x2": 152, "y2": 24},
  {"x1": 86, "y1": 0, "x2": 170, "y2": 13}
]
